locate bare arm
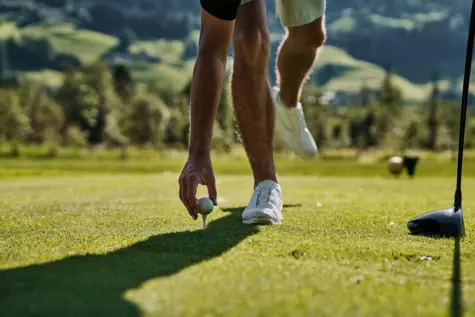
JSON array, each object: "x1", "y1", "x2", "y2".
[
  {"x1": 179, "y1": 9, "x2": 235, "y2": 219},
  {"x1": 188, "y1": 9, "x2": 235, "y2": 156}
]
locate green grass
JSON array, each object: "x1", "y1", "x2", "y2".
[
  {"x1": 314, "y1": 45, "x2": 475, "y2": 101},
  {"x1": 6, "y1": 19, "x2": 475, "y2": 98},
  {"x1": 20, "y1": 22, "x2": 118, "y2": 64},
  {"x1": 129, "y1": 40, "x2": 185, "y2": 65},
  {"x1": 3, "y1": 147, "x2": 475, "y2": 179},
  {"x1": 316, "y1": 46, "x2": 432, "y2": 102},
  {"x1": 0, "y1": 172, "x2": 474, "y2": 316},
  {"x1": 21, "y1": 70, "x2": 65, "y2": 87}
]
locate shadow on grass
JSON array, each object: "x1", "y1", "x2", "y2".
[
  {"x1": 450, "y1": 237, "x2": 463, "y2": 317},
  {"x1": 0, "y1": 208, "x2": 258, "y2": 317}
]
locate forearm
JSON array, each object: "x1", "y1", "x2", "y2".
[
  {"x1": 188, "y1": 10, "x2": 234, "y2": 157},
  {"x1": 188, "y1": 50, "x2": 227, "y2": 156}
]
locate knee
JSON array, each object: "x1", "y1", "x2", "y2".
[
  {"x1": 233, "y1": 26, "x2": 270, "y2": 68},
  {"x1": 288, "y1": 18, "x2": 326, "y2": 50}
]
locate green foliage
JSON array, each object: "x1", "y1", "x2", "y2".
[
  {"x1": 2, "y1": 92, "x2": 29, "y2": 138},
  {"x1": 210, "y1": 122, "x2": 228, "y2": 152},
  {"x1": 32, "y1": 92, "x2": 64, "y2": 142},
  {"x1": 56, "y1": 69, "x2": 82, "y2": 127},
  {"x1": 0, "y1": 88, "x2": 30, "y2": 155},
  {"x1": 301, "y1": 85, "x2": 328, "y2": 149},
  {"x1": 124, "y1": 86, "x2": 171, "y2": 147},
  {"x1": 441, "y1": 101, "x2": 460, "y2": 146},
  {"x1": 375, "y1": 69, "x2": 404, "y2": 149},
  {"x1": 64, "y1": 125, "x2": 87, "y2": 148},
  {"x1": 104, "y1": 114, "x2": 129, "y2": 147},
  {"x1": 2, "y1": 37, "x2": 468, "y2": 158},
  {"x1": 424, "y1": 76, "x2": 441, "y2": 150},
  {"x1": 164, "y1": 108, "x2": 188, "y2": 147},
  {"x1": 216, "y1": 75, "x2": 233, "y2": 151},
  {"x1": 403, "y1": 121, "x2": 421, "y2": 151},
  {"x1": 112, "y1": 64, "x2": 134, "y2": 103}
]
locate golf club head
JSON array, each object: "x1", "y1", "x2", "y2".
[
  {"x1": 407, "y1": 206, "x2": 465, "y2": 238},
  {"x1": 403, "y1": 156, "x2": 419, "y2": 177}
]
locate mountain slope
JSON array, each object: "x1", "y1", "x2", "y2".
[{"x1": 0, "y1": 0, "x2": 473, "y2": 96}]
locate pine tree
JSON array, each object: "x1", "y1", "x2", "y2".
[
  {"x1": 379, "y1": 67, "x2": 402, "y2": 116},
  {"x1": 425, "y1": 73, "x2": 440, "y2": 150},
  {"x1": 376, "y1": 67, "x2": 403, "y2": 146}
]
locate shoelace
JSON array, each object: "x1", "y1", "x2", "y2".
[{"x1": 256, "y1": 186, "x2": 273, "y2": 207}]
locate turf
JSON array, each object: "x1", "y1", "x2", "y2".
[
  {"x1": 0, "y1": 172, "x2": 474, "y2": 316},
  {"x1": 4, "y1": 148, "x2": 475, "y2": 178}
]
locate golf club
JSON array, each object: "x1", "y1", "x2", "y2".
[{"x1": 407, "y1": 0, "x2": 475, "y2": 237}]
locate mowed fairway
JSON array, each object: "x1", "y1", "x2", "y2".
[{"x1": 1, "y1": 171, "x2": 475, "y2": 316}]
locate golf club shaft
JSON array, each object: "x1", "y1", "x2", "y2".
[{"x1": 455, "y1": 0, "x2": 475, "y2": 207}]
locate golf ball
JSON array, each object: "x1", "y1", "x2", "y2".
[
  {"x1": 198, "y1": 197, "x2": 214, "y2": 215},
  {"x1": 388, "y1": 156, "x2": 403, "y2": 175}
]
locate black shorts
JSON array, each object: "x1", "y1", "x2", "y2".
[{"x1": 200, "y1": 0, "x2": 241, "y2": 21}]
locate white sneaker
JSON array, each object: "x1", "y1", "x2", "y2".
[
  {"x1": 242, "y1": 180, "x2": 283, "y2": 225},
  {"x1": 273, "y1": 86, "x2": 318, "y2": 159}
]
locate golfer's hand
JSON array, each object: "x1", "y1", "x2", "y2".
[{"x1": 179, "y1": 155, "x2": 218, "y2": 220}]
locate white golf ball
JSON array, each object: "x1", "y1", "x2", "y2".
[
  {"x1": 388, "y1": 156, "x2": 403, "y2": 175},
  {"x1": 198, "y1": 197, "x2": 214, "y2": 215}
]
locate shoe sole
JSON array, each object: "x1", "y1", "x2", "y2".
[{"x1": 242, "y1": 216, "x2": 282, "y2": 225}]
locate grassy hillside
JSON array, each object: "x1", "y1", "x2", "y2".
[
  {"x1": 0, "y1": 0, "x2": 473, "y2": 102},
  {"x1": 315, "y1": 46, "x2": 432, "y2": 102},
  {"x1": 20, "y1": 22, "x2": 118, "y2": 64}
]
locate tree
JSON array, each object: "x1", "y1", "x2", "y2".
[
  {"x1": 64, "y1": 125, "x2": 87, "y2": 148},
  {"x1": 56, "y1": 60, "x2": 112, "y2": 146},
  {"x1": 301, "y1": 85, "x2": 327, "y2": 149},
  {"x1": 115, "y1": 27, "x2": 137, "y2": 53},
  {"x1": 112, "y1": 64, "x2": 134, "y2": 103},
  {"x1": 441, "y1": 100, "x2": 460, "y2": 160},
  {"x1": 359, "y1": 81, "x2": 371, "y2": 108},
  {"x1": 350, "y1": 83, "x2": 378, "y2": 150},
  {"x1": 32, "y1": 94, "x2": 64, "y2": 156},
  {"x1": 216, "y1": 74, "x2": 234, "y2": 151},
  {"x1": 379, "y1": 68, "x2": 403, "y2": 116},
  {"x1": 376, "y1": 68, "x2": 403, "y2": 147},
  {"x1": 164, "y1": 108, "x2": 188, "y2": 147},
  {"x1": 403, "y1": 121, "x2": 420, "y2": 151},
  {"x1": 125, "y1": 88, "x2": 170, "y2": 147},
  {"x1": 56, "y1": 68, "x2": 82, "y2": 133},
  {"x1": 425, "y1": 74, "x2": 441, "y2": 150},
  {"x1": 0, "y1": 89, "x2": 30, "y2": 156}
]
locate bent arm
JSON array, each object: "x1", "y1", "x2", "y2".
[{"x1": 188, "y1": 5, "x2": 238, "y2": 157}]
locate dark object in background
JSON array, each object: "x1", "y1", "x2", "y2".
[
  {"x1": 113, "y1": 64, "x2": 132, "y2": 86},
  {"x1": 112, "y1": 64, "x2": 133, "y2": 101},
  {"x1": 407, "y1": 0, "x2": 475, "y2": 238},
  {"x1": 403, "y1": 156, "x2": 419, "y2": 177}
]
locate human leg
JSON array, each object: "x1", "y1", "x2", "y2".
[
  {"x1": 232, "y1": 0, "x2": 283, "y2": 224},
  {"x1": 273, "y1": 0, "x2": 327, "y2": 159}
]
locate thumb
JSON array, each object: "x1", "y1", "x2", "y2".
[{"x1": 206, "y1": 175, "x2": 218, "y2": 205}]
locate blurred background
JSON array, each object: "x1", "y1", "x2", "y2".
[{"x1": 0, "y1": 0, "x2": 474, "y2": 176}]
